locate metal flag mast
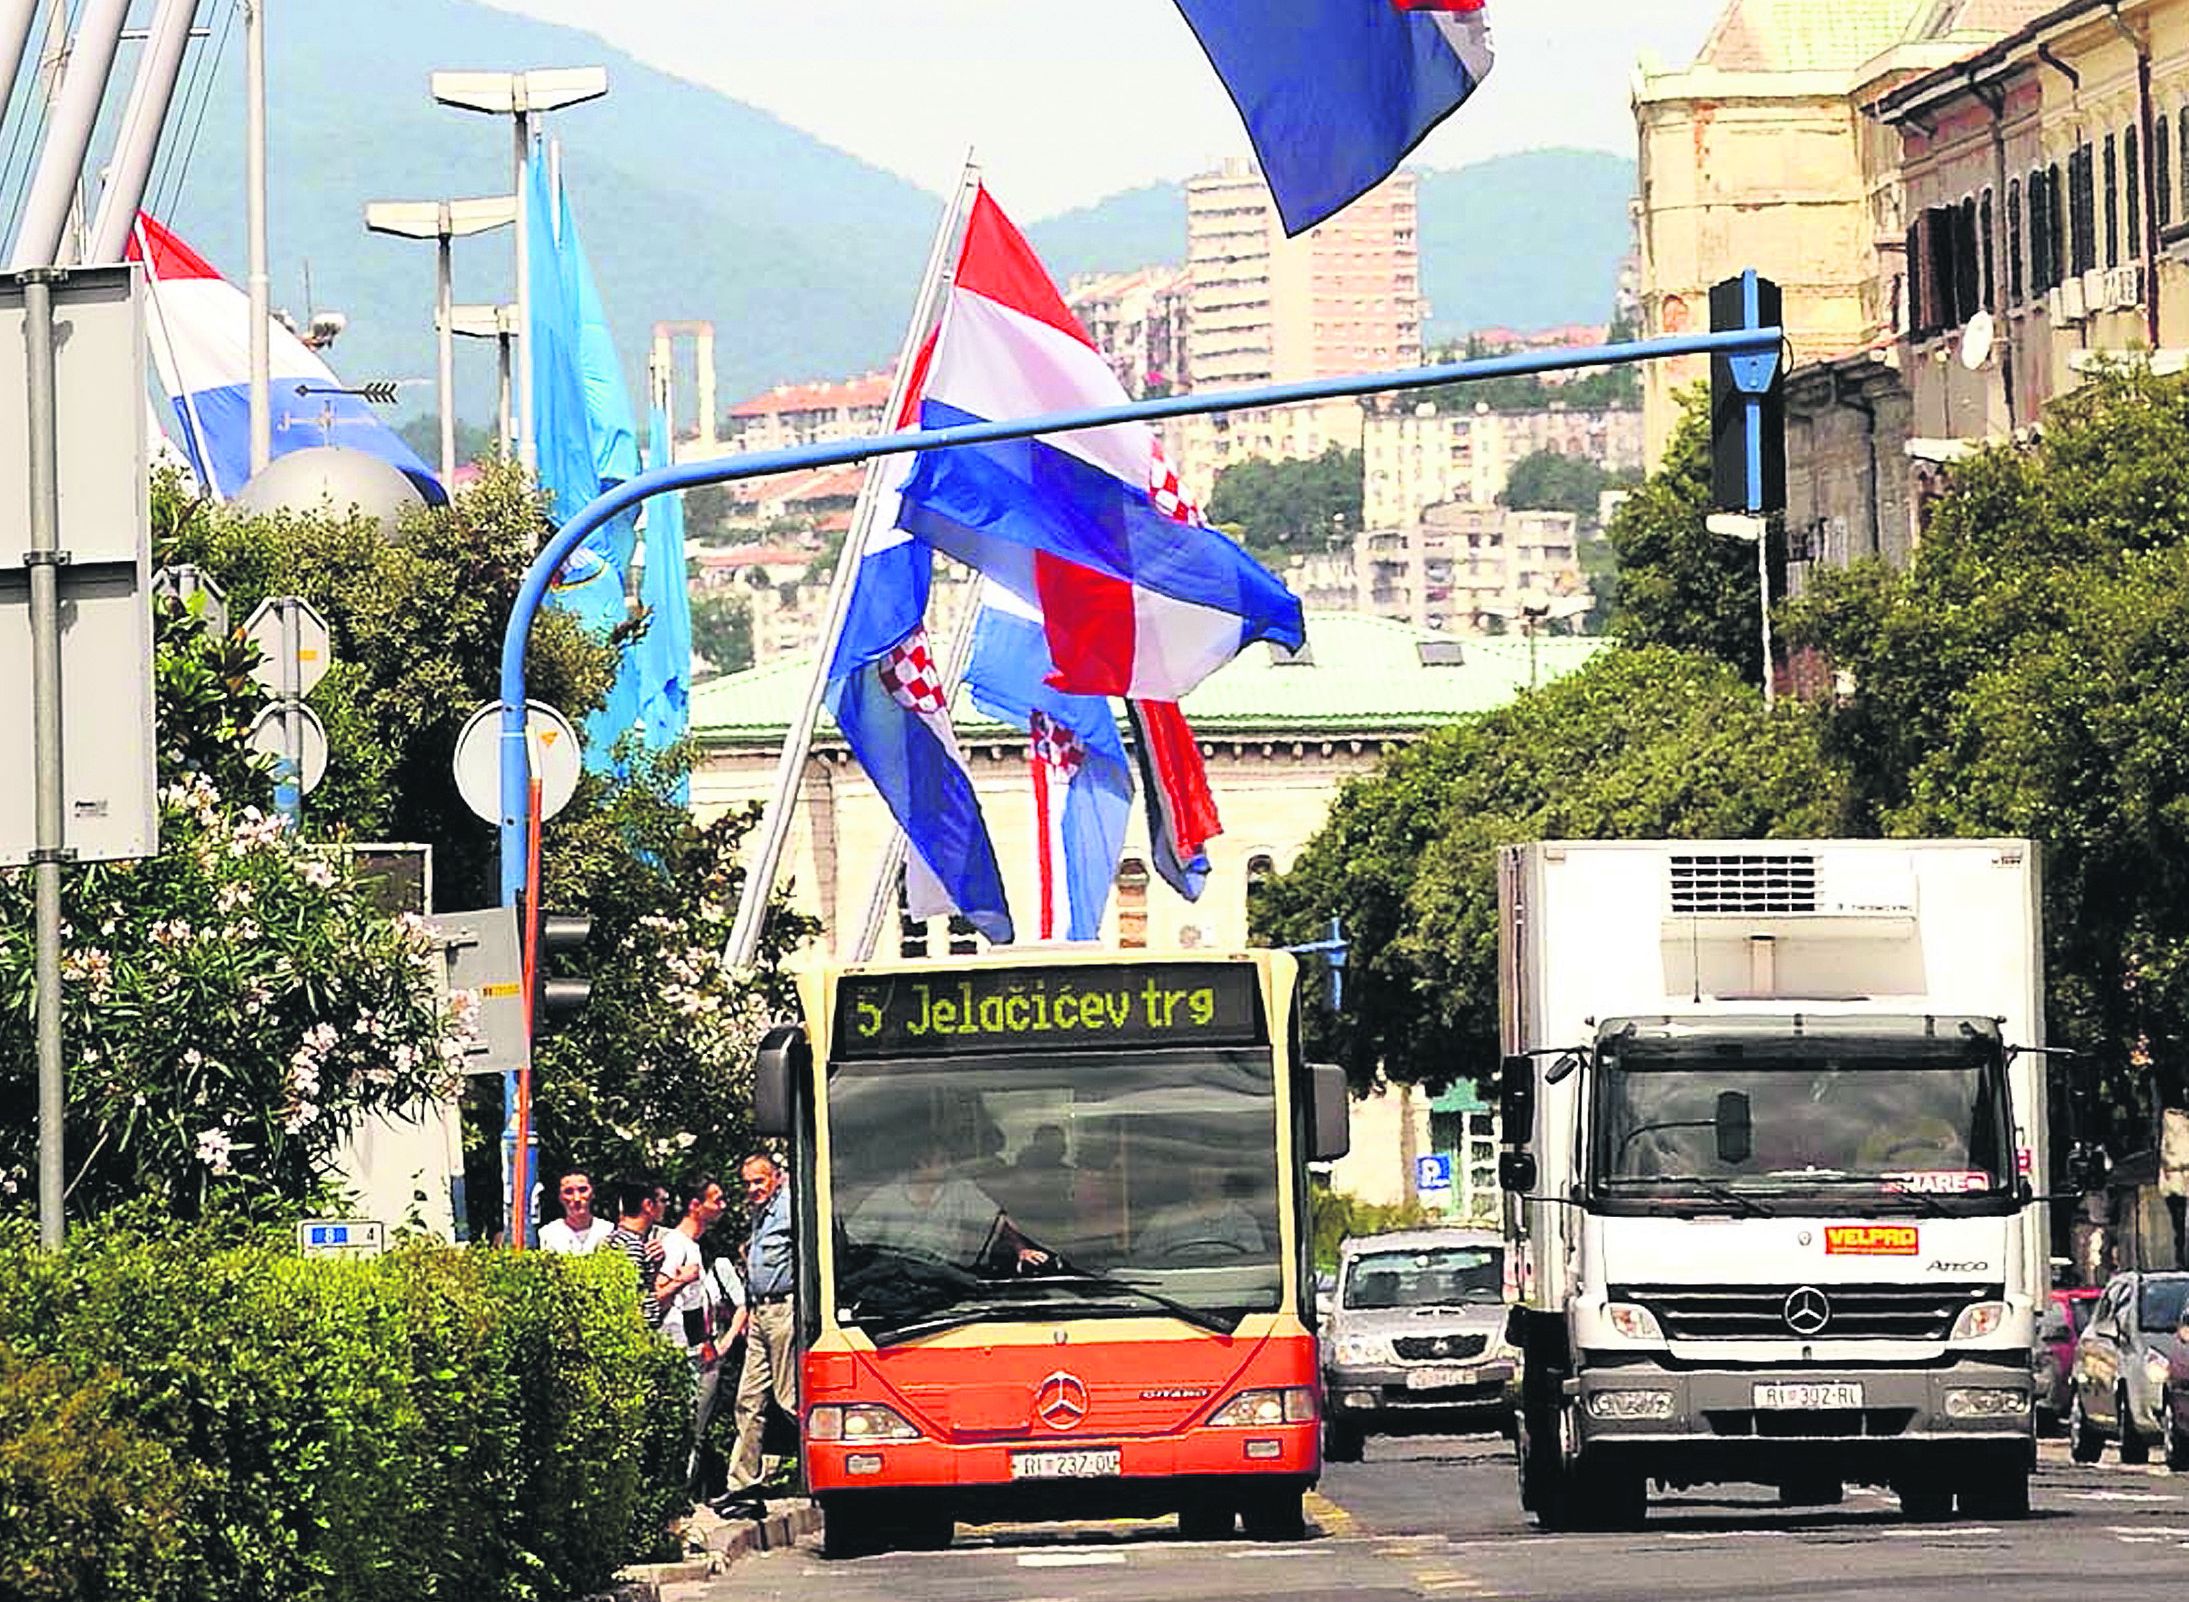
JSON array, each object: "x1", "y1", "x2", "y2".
[{"x1": 718, "y1": 158, "x2": 984, "y2": 970}]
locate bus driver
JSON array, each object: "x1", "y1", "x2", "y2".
[{"x1": 847, "y1": 1126, "x2": 1053, "y2": 1273}]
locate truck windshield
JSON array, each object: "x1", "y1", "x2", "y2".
[
  {"x1": 1590, "y1": 1047, "x2": 2014, "y2": 1203},
  {"x1": 824, "y1": 1046, "x2": 1282, "y2": 1341}
]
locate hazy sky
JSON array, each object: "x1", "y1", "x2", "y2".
[{"x1": 483, "y1": 1, "x2": 1726, "y2": 218}]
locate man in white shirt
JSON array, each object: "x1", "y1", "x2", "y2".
[
  {"x1": 662, "y1": 1176, "x2": 732, "y2": 1498},
  {"x1": 541, "y1": 1172, "x2": 613, "y2": 1255},
  {"x1": 847, "y1": 1133, "x2": 1053, "y2": 1271}
]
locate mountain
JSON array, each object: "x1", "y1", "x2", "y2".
[
  {"x1": 1026, "y1": 150, "x2": 1636, "y2": 341},
  {"x1": 23, "y1": 0, "x2": 1635, "y2": 428}
]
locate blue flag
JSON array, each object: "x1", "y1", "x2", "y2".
[
  {"x1": 1171, "y1": 0, "x2": 1495, "y2": 235},
  {"x1": 637, "y1": 406, "x2": 692, "y2": 797}
]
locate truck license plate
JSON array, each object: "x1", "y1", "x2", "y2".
[
  {"x1": 1752, "y1": 1382, "x2": 1864, "y2": 1410},
  {"x1": 1406, "y1": 1365, "x2": 1475, "y2": 1390},
  {"x1": 1010, "y1": 1448, "x2": 1122, "y2": 1480}
]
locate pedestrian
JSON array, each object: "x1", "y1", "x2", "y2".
[
  {"x1": 605, "y1": 1177, "x2": 695, "y2": 1331},
  {"x1": 663, "y1": 1174, "x2": 733, "y2": 1499},
  {"x1": 715, "y1": 1152, "x2": 797, "y2": 1516},
  {"x1": 540, "y1": 1171, "x2": 613, "y2": 1255}
]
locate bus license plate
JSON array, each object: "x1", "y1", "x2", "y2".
[
  {"x1": 1406, "y1": 1365, "x2": 1475, "y2": 1390},
  {"x1": 1010, "y1": 1448, "x2": 1122, "y2": 1480},
  {"x1": 1753, "y1": 1382, "x2": 1864, "y2": 1410}
]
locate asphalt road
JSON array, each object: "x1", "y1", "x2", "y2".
[{"x1": 669, "y1": 1435, "x2": 2189, "y2": 1602}]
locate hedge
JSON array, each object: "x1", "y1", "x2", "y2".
[{"x1": 0, "y1": 1221, "x2": 692, "y2": 1602}]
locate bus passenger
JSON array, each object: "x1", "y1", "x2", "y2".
[{"x1": 1134, "y1": 1167, "x2": 1266, "y2": 1261}]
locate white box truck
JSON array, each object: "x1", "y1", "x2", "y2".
[{"x1": 1497, "y1": 839, "x2": 2049, "y2": 1528}]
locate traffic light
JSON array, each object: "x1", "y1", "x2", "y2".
[
  {"x1": 532, "y1": 913, "x2": 593, "y2": 1033},
  {"x1": 1708, "y1": 271, "x2": 1786, "y2": 515}
]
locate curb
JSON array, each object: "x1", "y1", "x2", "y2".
[
  {"x1": 708, "y1": 1498, "x2": 819, "y2": 1563},
  {"x1": 608, "y1": 1497, "x2": 819, "y2": 1596}
]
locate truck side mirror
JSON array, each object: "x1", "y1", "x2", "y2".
[
  {"x1": 753, "y1": 1023, "x2": 808, "y2": 1139},
  {"x1": 1309, "y1": 1062, "x2": 1351, "y2": 1161},
  {"x1": 1499, "y1": 1150, "x2": 1537, "y2": 1192},
  {"x1": 1499, "y1": 1053, "x2": 1536, "y2": 1140},
  {"x1": 1714, "y1": 1090, "x2": 1753, "y2": 1166}
]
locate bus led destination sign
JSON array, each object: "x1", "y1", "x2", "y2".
[{"x1": 834, "y1": 961, "x2": 1265, "y2": 1058}]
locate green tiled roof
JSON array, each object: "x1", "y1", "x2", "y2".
[{"x1": 692, "y1": 611, "x2": 1609, "y2": 746}]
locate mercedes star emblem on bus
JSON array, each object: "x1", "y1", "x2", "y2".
[
  {"x1": 1783, "y1": 1286, "x2": 1832, "y2": 1337},
  {"x1": 1036, "y1": 1371, "x2": 1089, "y2": 1430}
]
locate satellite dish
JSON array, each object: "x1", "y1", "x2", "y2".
[{"x1": 1959, "y1": 311, "x2": 1995, "y2": 371}]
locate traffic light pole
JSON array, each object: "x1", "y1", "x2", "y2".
[{"x1": 491, "y1": 320, "x2": 1785, "y2": 1232}]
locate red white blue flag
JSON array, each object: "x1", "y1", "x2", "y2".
[{"x1": 1171, "y1": 0, "x2": 1495, "y2": 235}]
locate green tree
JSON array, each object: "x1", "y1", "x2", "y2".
[
  {"x1": 395, "y1": 414, "x2": 502, "y2": 470},
  {"x1": 1252, "y1": 647, "x2": 1844, "y2": 1089},
  {"x1": 1504, "y1": 448, "x2": 1621, "y2": 520},
  {"x1": 1205, "y1": 446, "x2": 1362, "y2": 559},
  {"x1": 690, "y1": 589, "x2": 754, "y2": 677},
  {"x1": 1605, "y1": 389, "x2": 1763, "y2": 683}
]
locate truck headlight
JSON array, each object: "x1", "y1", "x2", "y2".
[
  {"x1": 1948, "y1": 1302, "x2": 2006, "y2": 1341},
  {"x1": 1334, "y1": 1333, "x2": 1393, "y2": 1365},
  {"x1": 1209, "y1": 1387, "x2": 1317, "y2": 1426},
  {"x1": 1605, "y1": 1302, "x2": 1663, "y2": 1341},
  {"x1": 1586, "y1": 1389, "x2": 1674, "y2": 1420},
  {"x1": 806, "y1": 1403, "x2": 919, "y2": 1442},
  {"x1": 1943, "y1": 1387, "x2": 2027, "y2": 1419}
]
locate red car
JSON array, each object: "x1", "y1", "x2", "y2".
[{"x1": 2035, "y1": 1286, "x2": 2103, "y2": 1434}]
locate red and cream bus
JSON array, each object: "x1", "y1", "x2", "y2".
[{"x1": 753, "y1": 949, "x2": 1349, "y2": 1557}]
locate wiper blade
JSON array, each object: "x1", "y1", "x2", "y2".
[
  {"x1": 1636, "y1": 1177, "x2": 1772, "y2": 1217},
  {"x1": 866, "y1": 1299, "x2": 1029, "y2": 1347},
  {"x1": 1042, "y1": 1273, "x2": 1238, "y2": 1335}
]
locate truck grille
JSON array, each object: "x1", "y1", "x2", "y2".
[
  {"x1": 1668, "y1": 853, "x2": 1817, "y2": 914},
  {"x1": 1393, "y1": 1332, "x2": 1489, "y2": 1362},
  {"x1": 1615, "y1": 1284, "x2": 1998, "y2": 1341}
]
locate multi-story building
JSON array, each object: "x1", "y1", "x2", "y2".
[
  {"x1": 714, "y1": 370, "x2": 894, "y2": 456},
  {"x1": 1632, "y1": 0, "x2": 2036, "y2": 467},
  {"x1": 1361, "y1": 402, "x2": 1646, "y2": 530},
  {"x1": 1065, "y1": 265, "x2": 1192, "y2": 397},
  {"x1": 1355, "y1": 504, "x2": 1587, "y2": 634}
]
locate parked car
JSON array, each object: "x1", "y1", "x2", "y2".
[
  {"x1": 2034, "y1": 1286, "x2": 2103, "y2": 1435},
  {"x1": 2068, "y1": 1269, "x2": 2189, "y2": 1465},
  {"x1": 1319, "y1": 1227, "x2": 1514, "y2": 1462}
]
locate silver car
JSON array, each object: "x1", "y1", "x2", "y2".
[
  {"x1": 2068, "y1": 1269, "x2": 2189, "y2": 1464},
  {"x1": 1319, "y1": 1227, "x2": 1515, "y2": 1461}
]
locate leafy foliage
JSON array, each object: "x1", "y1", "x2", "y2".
[
  {"x1": 0, "y1": 1222, "x2": 689, "y2": 1601},
  {"x1": 1252, "y1": 647, "x2": 1844, "y2": 1089},
  {"x1": 1205, "y1": 446, "x2": 1363, "y2": 560},
  {"x1": 1605, "y1": 389, "x2": 1764, "y2": 682},
  {"x1": 690, "y1": 589, "x2": 754, "y2": 677},
  {"x1": 1503, "y1": 448, "x2": 1627, "y2": 521},
  {"x1": 1418, "y1": 335, "x2": 1641, "y2": 412}
]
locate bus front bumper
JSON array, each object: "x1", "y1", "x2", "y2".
[{"x1": 805, "y1": 1421, "x2": 1319, "y2": 1502}]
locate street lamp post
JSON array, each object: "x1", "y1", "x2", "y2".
[
  {"x1": 1706, "y1": 512, "x2": 1776, "y2": 711},
  {"x1": 363, "y1": 197, "x2": 517, "y2": 482},
  {"x1": 427, "y1": 67, "x2": 607, "y2": 475},
  {"x1": 448, "y1": 302, "x2": 520, "y2": 458}
]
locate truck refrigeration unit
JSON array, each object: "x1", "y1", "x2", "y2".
[{"x1": 1497, "y1": 839, "x2": 2048, "y2": 1528}]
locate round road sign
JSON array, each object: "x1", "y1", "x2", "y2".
[{"x1": 452, "y1": 700, "x2": 583, "y2": 825}]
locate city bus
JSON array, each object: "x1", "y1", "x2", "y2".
[{"x1": 751, "y1": 948, "x2": 1350, "y2": 1557}]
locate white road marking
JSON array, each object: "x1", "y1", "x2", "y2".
[
  {"x1": 2061, "y1": 1490, "x2": 2177, "y2": 1503},
  {"x1": 2107, "y1": 1525, "x2": 2189, "y2": 1537},
  {"x1": 1017, "y1": 1551, "x2": 1129, "y2": 1567}
]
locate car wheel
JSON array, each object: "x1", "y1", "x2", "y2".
[
  {"x1": 2120, "y1": 1388, "x2": 2151, "y2": 1465},
  {"x1": 2164, "y1": 1390, "x2": 2189, "y2": 1473},
  {"x1": 2069, "y1": 1394, "x2": 2105, "y2": 1464}
]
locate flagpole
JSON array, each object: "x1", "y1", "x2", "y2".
[{"x1": 722, "y1": 158, "x2": 982, "y2": 971}]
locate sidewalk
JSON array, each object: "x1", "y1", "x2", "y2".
[{"x1": 590, "y1": 1498, "x2": 819, "y2": 1602}]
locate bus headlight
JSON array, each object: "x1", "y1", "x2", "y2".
[
  {"x1": 1333, "y1": 1333, "x2": 1393, "y2": 1366},
  {"x1": 1209, "y1": 1387, "x2": 1317, "y2": 1426},
  {"x1": 807, "y1": 1403, "x2": 920, "y2": 1442},
  {"x1": 1948, "y1": 1302, "x2": 2006, "y2": 1341},
  {"x1": 1605, "y1": 1302, "x2": 1663, "y2": 1342}
]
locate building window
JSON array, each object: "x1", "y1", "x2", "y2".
[
  {"x1": 2103, "y1": 134, "x2": 2119, "y2": 269},
  {"x1": 1980, "y1": 188, "x2": 1995, "y2": 312},
  {"x1": 2052, "y1": 162, "x2": 2069, "y2": 284},
  {"x1": 1117, "y1": 857, "x2": 1149, "y2": 949},
  {"x1": 2159, "y1": 116, "x2": 2174, "y2": 232},
  {"x1": 946, "y1": 914, "x2": 980, "y2": 957},
  {"x1": 2027, "y1": 169, "x2": 2049, "y2": 295},
  {"x1": 2071, "y1": 147, "x2": 2095, "y2": 277},
  {"x1": 1956, "y1": 198, "x2": 1980, "y2": 324},
  {"x1": 897, "y1": 874, "x2": 928, "y2": 959},
  {"x1": 2127, "y1": 127, "x2": 2142, "y2": 257},
  {"x1": 2008, "y1": 178, "x2": 2024, "y2": 304}
]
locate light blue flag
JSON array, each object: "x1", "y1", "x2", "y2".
[{"x1": 637, "y1": 406, "x2": 692, "y2": 801}]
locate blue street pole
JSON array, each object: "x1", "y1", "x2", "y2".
[{"x1": 493, "y1": 319, "x2": 1785, "y2": 952}]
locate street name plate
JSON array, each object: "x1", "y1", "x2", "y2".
[
  {"x1": 1009, "y1": 1448, "x2": 1121, "y2": 1480},
  {"x1": 1753, "y1": 1381, "x2": 1863, "y2": 1410}
]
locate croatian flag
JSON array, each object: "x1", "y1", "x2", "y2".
[
  {"x1": 128, "y1": 214, "x2": 442, "y2": 504},
  {"x1": 1172, "y1": 0, "x2": 1495, "y2": 235},
  {"x1": 895, "y1": 188, "x2": 1303, "y2": 701},
  {"x1": 966, "y1": 581, "x2": 1134, "y2": 941},
  {"x1": 826, "y1": 463, "x2": 1014, "y2": 944},
  {"x1": 1125, "y1": 699, "x2": 1221, "y2": 902}
]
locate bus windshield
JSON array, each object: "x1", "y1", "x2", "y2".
[{"x1": 825, "y1": 1046, "x2": 1282, "y2": 1341}]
